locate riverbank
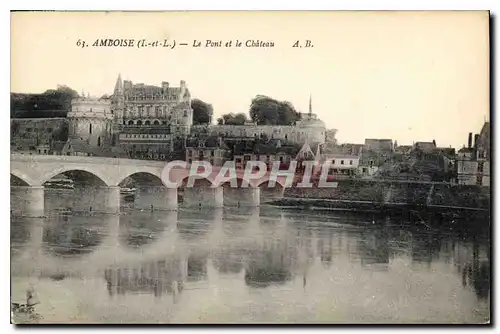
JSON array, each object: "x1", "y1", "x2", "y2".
[{"x1": 280, "y1": 179, "x2": 490, "y2": 210}]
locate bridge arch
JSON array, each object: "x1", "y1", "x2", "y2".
[
  {"x1": 117, "y1": 171, "x2": 165, "y2": 187},
  {"x1": 179, "y1": 175, "x2": 216, "y2": 188},
  {"x1": 217, "y1": 177, "x2": 256, "y2": 189},
  {"x1": 41, "y1": 166, "x2": 110, "y2": 187},
  {"x1": 254, "y1": 177, "x2": 287, "y2": 189},
  {"x1": 10, "y1": 172, "x2": 33, "y2": 186},
  {"x1": 255, "y1": 178, "x2": 286, "y2": 203}
]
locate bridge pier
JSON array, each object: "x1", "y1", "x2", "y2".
[
  {"x1": 223, "y1": 187, "x2": 261, "y2": 207},
  {"x1": 73, "y1": 186, "x2": 121, "y2": 214},
  {"x1": 10, "y1": 186, "x2": 45, "y2": 217},
  {"x1": 134, "y1": 186, "x2": 178, "y2": 211},
  {"x1": 182, "y1": 186, "x2": 223, "y2": 209}
]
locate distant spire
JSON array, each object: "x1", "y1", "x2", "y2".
[
  {"x1": 114, "y1": 73, "x2": 123, "y2": 95},
  {"x1": 308, "y1": 94, "x2": 312, "y2": 116}
]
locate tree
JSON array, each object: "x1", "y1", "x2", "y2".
[
  {"x1": 11, "y1": 85, "x2": 80, "y2": 118},
  {"x1": 217, "y1": 113, "x2": 247, "y2": 125},
  {"x1": 51, "y1": 122, "x2": 69, "y2": 142},
  {"x1": 191, "y1": 98, "x2": 213, "y2": 125},
  {"x1": 249, "y1": 95, "x2": 301, "y2": 125}
]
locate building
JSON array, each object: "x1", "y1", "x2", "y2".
[
  {"x1": 456, "y1": 146, "x2": 477, "y2": 185},
  {"x1": 231, "y1": 139, "x2": 301, "y2": 170},
  {"x1": 110, "y1": 75, "x2": 193, "y2": 158},
  {"x1": 364, "y1": 139, "x2": 393, "y2": 152},
  {"x1": 456, "y1": 125, "x2": 490, "y2": 187},
  {"x1": 322, "y1": 153, "x2": 360, "y2": 177},
  {"x1": 196, "y1": 96, "x2": 329, "y2": 146},
  {"x1": 12, "y1": 77, "x2": 332, "y2": 164},
  {"x1": 475, "y1": 122, "x2": 490, "y2": 186},
  {"x1": 185, "y1": 136, "x2": 230, "y2": 166},
  {"x1": 414, "y1": 140, "x2": 437, "y2": 153},
  {"x1": 62, "y1": 96, "x2": 114, "y2": 156}
]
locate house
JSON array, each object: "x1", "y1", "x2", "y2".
[
  {"x1": 456, "y1": 125, "x2": 490, "y2": 186},
  {"x1": 231, "y1": 139, "x2": 301, "y2": 170},
  {"x1": 185, "y1": 135, "x2": 230, "y2": 166},
  {"x1": 414, "y1": 141, "x2": 437, "y2": 153}
]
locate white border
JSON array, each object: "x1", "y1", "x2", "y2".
[{"x1": 3, "y1": 1, "x2": 498, "y2": 333}]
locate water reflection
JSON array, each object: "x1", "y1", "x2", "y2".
[
  {"x1": 10, "y1": 199, "x2": 491, "y2": 324},
  {"x1": 43, "y1": 215, "x2": 105, "y2": 256},
  {"x1": 104, "y1": 255, "x2": 186, "y2": 298},
  {"x1": 187, "y1": 252, "x2": 208, "y2": 282},
  {"x1": 358, "y1": 227, "x2": 390, "y2": 268},
  {"x1": 244, "y1": 232, "x2": 293, "y2": 288}
]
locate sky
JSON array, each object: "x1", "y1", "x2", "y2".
[{"x1": 10, "y1": 11, "x2": 489, "y2": 148}]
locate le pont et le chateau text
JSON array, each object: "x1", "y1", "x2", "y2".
[{"x1": 87, "y1": 38, "x2": 276, "y2": 48}]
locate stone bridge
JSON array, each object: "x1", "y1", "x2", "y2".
[{"x1": 10, "y1": 154, "x2": 290, "y2": 217}]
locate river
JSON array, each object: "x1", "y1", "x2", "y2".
[{"x1": 10, "y1": 191, "x2": 490, "y2": 324}]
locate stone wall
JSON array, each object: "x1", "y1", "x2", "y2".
[
  {"x1": 283, "y1": 179, "x2": 490, "y2": 210},
  {"x1": 11, "y1": 118, "x2": 68, "y2": 150},
  {"x1": 193, "y1": 123, "x2": 327, "y2": 145}
]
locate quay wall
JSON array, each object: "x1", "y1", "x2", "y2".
[{"x1": 281, "y1": 179, "x2": 491, "y2": 211}]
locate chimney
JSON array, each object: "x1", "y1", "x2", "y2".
[
  {"x1": 468, "y1": 132, "x2": 472, "y2": 148},
  {"x1": 474, "y1": 134, "x2": 480, "y2": 148}
]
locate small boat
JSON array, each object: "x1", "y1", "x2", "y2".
[
  {"x1": 120, "y1": 187, "x2": 136, "y2": 195},
  {"x1": 11, "y1": 287, "x2": 42, "y2": 324}
]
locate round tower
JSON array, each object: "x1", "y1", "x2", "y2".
[{"x1": 67, "y1": 96, "x2": 114, "y2": 148}]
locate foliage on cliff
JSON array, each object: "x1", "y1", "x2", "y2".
[
  {"x1": 249, "y1": 95, "x2": 301, "y2": 125},
  {"x1": 191, "y1": 98, "x2": 213, "y2": 125},
  {"x1": 217, "y1": 113, "x2": 248, "y2": 125},
  {"x1": 11, "y1": 85, "x2": 79, "y2": 118}
]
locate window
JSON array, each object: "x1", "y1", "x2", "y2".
[
  {"x1": 369, "y1": 160, "x2": 374, "y2": 167},
  {"x1": 154, "y1": 120, "x2": 160, "y2": 125},
  {"x1": 97, "y1": 137, "x2": 101, "y2": 147},
  {"x1": 128, "y1": 120, "x2": 134, "y2": 125},
  {"x1": 341, "y1": 160, "x2": 344, "y2": 165},
  {"x1": 211, "y1": 151, "x2": 215, "y2": 157},
  {"x1": 137, "y1": 120, "x2": 142, "y2": 125},
  {"x1": 478, "y1": 162, "x2": 484, "y2": 173},
  {"x1": 47, "y1": 128, "x2": 53, "y2": 133},
  {"x1": 145, "y1": 120, "x2": 151, "y2": 126},
  {"x1": 362, "y1": 167, "x2": 367, "y2": 173},
  {"x1": 350, "y1": 160, "x2": 353, "y2": 165},
  {"x1": 89, "y1": 123, "x2": 92, "y2": 134}
]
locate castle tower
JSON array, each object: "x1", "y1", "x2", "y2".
[{"x1": 66, "y1": 96, "x2": 114, "y2": 149}]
